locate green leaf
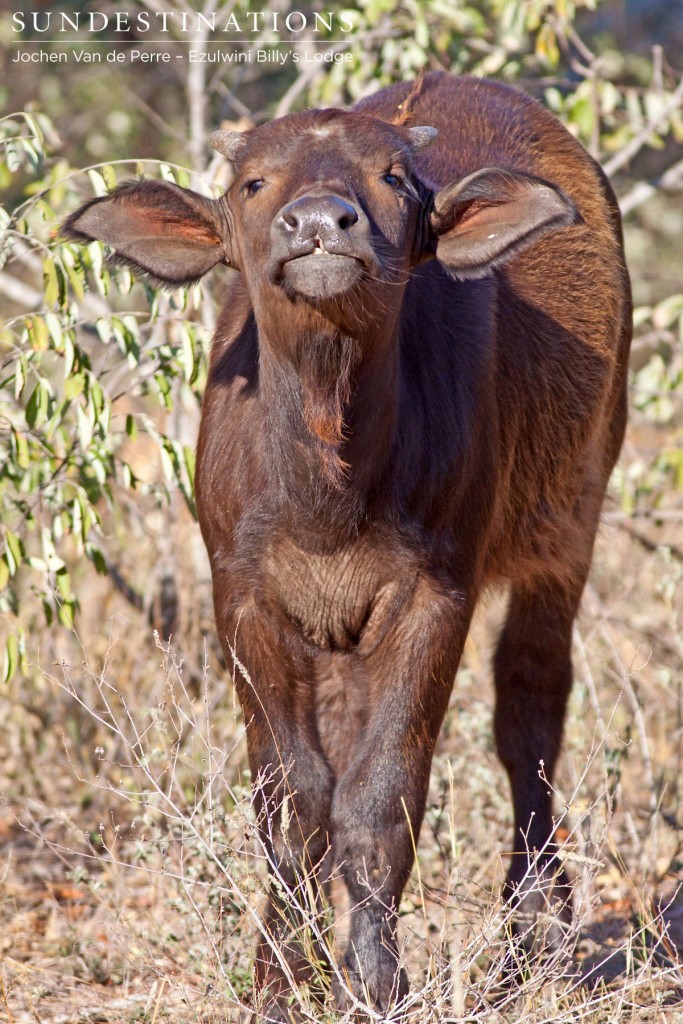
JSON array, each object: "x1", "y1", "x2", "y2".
[
  {"x1": 25, "y1": 381, "x2": 49, "y2": 429},
  {"x1": 4, "y1": 531, "x2": 23, "y2": 576},
  {"x1": 63, "y1": 333, "x2": 76, "y2": 377},
  {"x1": 4, "y1": 635, "x2": 19, "y2": 683},
  {"x1": 64, "y1": 371, "x2": 85, "y2": 400},
  {"x1": 5, "y1": 140, "x2": 23, "y2": 173},
  {"x1": 76, "y1": 403, "x2": 93, "y2": 449},
  {"x1": 96, "y1": 318, "x2": 113, "y2": 345},
  {"x1": 43, "y1": 258, "x2": 61, "y2": 308},
  {"x1": 29, "y1": 316, "x2": 49, "y2": 351},
  {"x1": 0, "y1": 586, "x2": 19, "y2": 616},
  {"x1": 58, "y1": 598, "x2": 76, "y2": 628},
  {"x1": 180, "y1": 325, "x2": 196, "y2": 382},
  {"x1": 536, "y1": 23, "x2": 560, "y2": 67},
  {"x1": 12, "y1": 428, "x2": 30, "y2": 469},
  {"x1": 45, "y1": 312, "x2": 64, "y2": 349},
  {"x1": 87, "y1": 169, "x2": 108, "y2": 197},
  {"x1": 55, "y1": 566, "x2": 71, "y2": 598},
  {"x1": 62, "y1": 250, "x2": 86, "y2": 302},
  {"x1": 41, "y1": 527, "x2": 65, "y2": 572},
  {"x1": 14, "y1": 354, "x2": 27, "y2": 400},
  {"x1": 183, "y1": 445, "x2": 196, "y2": 486},
  {"x1": 102, "y1": 165, "x2": 117, "y2": 190},
  {"x1": 86, "y1": 544, "x2": 108, "y2": 576}
]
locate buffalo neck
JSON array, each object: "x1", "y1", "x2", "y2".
[{"x1": 255, "y1": 296, "x2": 402, "y2": 538}]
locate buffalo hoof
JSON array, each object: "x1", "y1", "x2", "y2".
[
  {"x1": 502, "y1": 862, "x2": 575, "y2": 980},
  {"x1": 331, "y1": 947, "x2": 408, "y2": 1020}
]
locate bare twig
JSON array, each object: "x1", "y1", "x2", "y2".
[
  {"x1": 605, "y1": 508, "x2": 683, "y2": 523},
  {"x1": 604, "y1": 77, "x2": 683, "y2": 178},
  {"x1": 275, "y1": 25, "x2": 398, "y2": 118},
  {"x1": 619, "y1": 156, "x2": 683, "y2": 216},
  {"x1": 611, "y1": 519, "x2": 683, "y2": 563},
  {"x1": 0, "y1": 270, "x2": 42, "y2": 309},
  {"x1": 117, "y1": 82, "x2": 189, "y2": 145}
]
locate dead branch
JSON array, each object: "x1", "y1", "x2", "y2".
[
  {"x1": 619, "y1": 156, "x2": 683, "y2": 216},
  {"x1": 604, "y1": 77, "x2": 683, "y2": 179}
]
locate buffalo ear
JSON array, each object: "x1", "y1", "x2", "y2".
[
  {"x1": 62, "y1": 179, "x2": 235, "y2": 285},
  {"x1": 430, "y1": 167, "x2": 581, "y2": 279}
]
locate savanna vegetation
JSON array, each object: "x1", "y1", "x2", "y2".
[{"x1": 1, "y1": 1, "x2": 682, "y2": 1020}]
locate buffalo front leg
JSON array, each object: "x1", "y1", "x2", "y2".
[
  {"x1": 493, "y1": 576, "x2": 585, "y2": 953},
  {"x1": 219, "y1": 603, "x2": 333, "y2": 1019},
  {"x1": 330, "y1": 579, "x2": 469, "y2": 1015}
]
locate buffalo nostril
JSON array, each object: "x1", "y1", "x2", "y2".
[
  {"x1": 338, "y1": 205, "x2": 358, "y2": 230},
  {"x1": 281, "y1": 210, "x2": 298, "y2": 229}
]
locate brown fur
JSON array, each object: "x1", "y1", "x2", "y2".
[{"x1": 63, "y1": 73, "x2": 632, "y2": 1020}]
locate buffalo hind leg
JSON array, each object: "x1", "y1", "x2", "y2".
[{"x1": 493, "y1": 576, "x2": 585, "y2": 956}]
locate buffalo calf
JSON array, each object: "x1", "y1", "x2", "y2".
[{"x1": 65, "y1": 72, "x2": 632, "y2": 1019}]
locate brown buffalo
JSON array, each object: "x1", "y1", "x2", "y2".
[{"x1": 64, "y1": 71, "x2": 632, "y2": 1020}]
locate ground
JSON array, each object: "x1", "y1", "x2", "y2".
[{"x1": 1, "y1": 492, "x2": 682, "y2": 1022}]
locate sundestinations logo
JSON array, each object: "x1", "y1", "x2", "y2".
[{"x1": 11, "y1": 8, "x2": 357, "y2": 36}]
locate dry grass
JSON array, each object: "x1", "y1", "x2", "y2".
[{"x1": 1, "y1": 487, "x2": 682, "y2": 1023}]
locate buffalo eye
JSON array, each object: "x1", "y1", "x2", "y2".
[
  {"x1": 382, "y1": 171, "x2": 402, "y2": 189},
  {"x1": 244, "y1": 178, "x2": 265, "y2": 196}
]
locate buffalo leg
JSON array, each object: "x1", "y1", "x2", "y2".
[
  {"x1": 221, "y1": 606, "x2": 333, "y2": 1019},
  {"x1": 493, "y1": 576, "x2": 584, "y2": 950},
  {"x1": 330, "y1": 580, "x2": 469, "y2": 1014}
]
